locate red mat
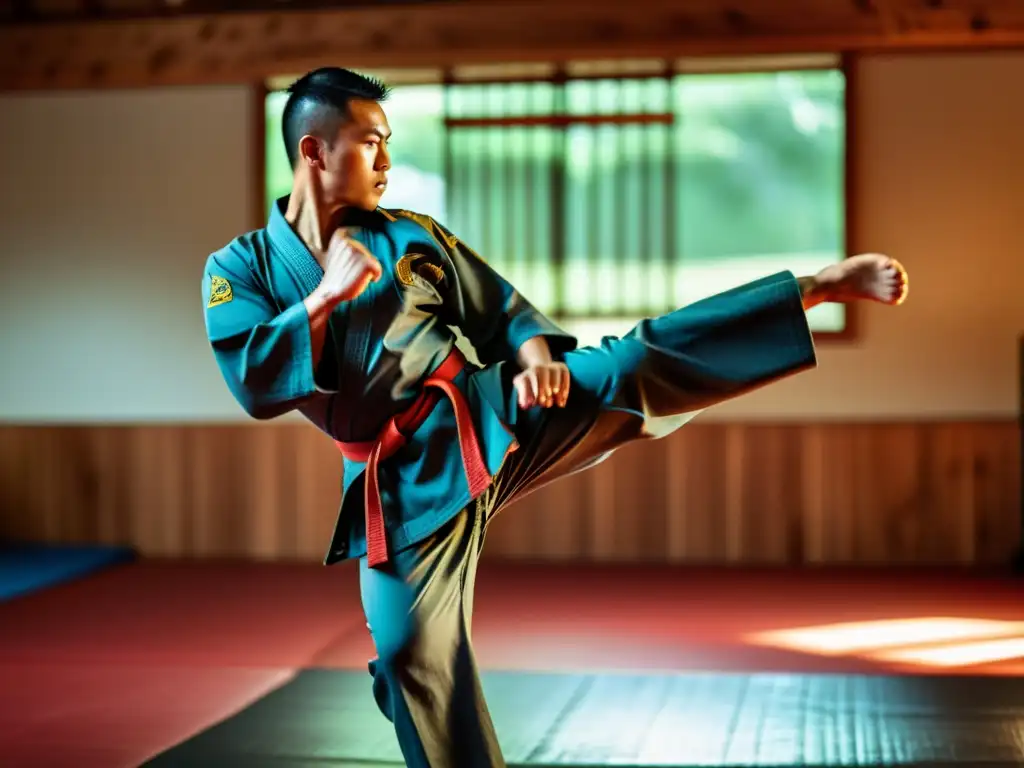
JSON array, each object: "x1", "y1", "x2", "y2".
[
  {"x1": 1, "y1": 560, "x2": 1022, "y2": 767},
  {"x1": 0, "y1": 663, "x2": 293, "y2": 768}
]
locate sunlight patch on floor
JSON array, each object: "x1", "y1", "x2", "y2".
[{"x1": 745, "y1": 617, "x2": 1024, "y2": 669}]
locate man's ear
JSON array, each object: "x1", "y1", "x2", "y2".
[{"x1": 298, "y1": 135, "x2": 323, "y2": 168}]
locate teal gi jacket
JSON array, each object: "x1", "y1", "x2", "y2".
[{"x1": 202, "y1": 198, "x2": 577, "y2": 564}]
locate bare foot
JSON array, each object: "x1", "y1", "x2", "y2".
[{"x1": 805, "y1": 253, "x2": 908, "y2": 307}]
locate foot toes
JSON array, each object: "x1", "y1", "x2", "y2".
[{"x1": 888, "y1": 259, "x2": 908, "y2": 305}]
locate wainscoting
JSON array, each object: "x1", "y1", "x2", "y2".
[{"x1": 0, "y1": 421, "x2": 1018, "y2": 566}]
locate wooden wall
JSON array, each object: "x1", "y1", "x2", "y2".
[{"x1": 0, "y1": 420, "x2": 1018, "y2": 566}]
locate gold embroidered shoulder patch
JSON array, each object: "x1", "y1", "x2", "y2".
[{"x1": 207, "y1": 275, "x2": 233, "y2": 308}]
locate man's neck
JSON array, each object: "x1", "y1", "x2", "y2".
[{"x1": 284, "y1": 169, "x2": 346, "y2": 260}]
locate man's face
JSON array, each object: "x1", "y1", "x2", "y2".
[{"x1": 321, "y1": 98, "x2": 392, "y2": 210}]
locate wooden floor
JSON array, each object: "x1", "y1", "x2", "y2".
[{"x1": 3, "y1": 559, "x2": 1024, "y2": 767}]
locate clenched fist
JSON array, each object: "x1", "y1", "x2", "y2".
[
  {"x1": 513, "y1": 362, "x2": 571, "y2": 410},
  {"x1": 318, "y1": 228, "x2": 383, "y2": 304}
]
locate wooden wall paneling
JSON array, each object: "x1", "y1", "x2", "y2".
[
  {"x1": 0, "y1": 422, "x2": 1018, "y2": 566},
  {"x1": 971, "y1": 421, "x2": 1021, "y2": 564},
  {"x1": 677, "y1": 425, "x2": 730, "y2": 563}
]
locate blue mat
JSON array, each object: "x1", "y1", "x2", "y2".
[{"x1": 0, "y1": 542, "x2": 136, "y2": 602}]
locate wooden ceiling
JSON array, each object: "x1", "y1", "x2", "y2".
[
  {"x1": 1, "y1": 0, "x2": 1022, "y2": 91},
  {"x1": 0, "y1": 1, "x2": 414, "y2": 25}
]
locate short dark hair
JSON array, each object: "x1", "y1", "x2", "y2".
[{"x1": 281, "y1": 67, "x2": 391, "y2": 168}]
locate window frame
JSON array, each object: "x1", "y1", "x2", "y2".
[{"x1": 255, "y1": 53, "x2": 859, "y2": 342}]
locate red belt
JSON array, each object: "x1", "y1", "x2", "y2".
[{"x1": 334, "y1": 348, "x2": 491, "y2": 568}]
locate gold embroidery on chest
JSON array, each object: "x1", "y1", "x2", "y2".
[{"x1": 396, "y1": 253, "x2": 444, "y2": 287}]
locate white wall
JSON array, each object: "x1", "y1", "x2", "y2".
[
  {"x1": 0, "y1": 86, "x2": 256, "y2": 422},
  {"x1": 713, "y1": 51, "x2": 1024, "y2": 420},
  {"x1": 1, "y1": 52, "x2": 1022, "y2": 424}
]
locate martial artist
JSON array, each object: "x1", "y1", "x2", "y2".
[{"x1": 202, "y1": 67, "x2": 908, "y2": 767}]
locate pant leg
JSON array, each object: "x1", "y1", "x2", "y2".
[
  {"x1": 360, "y1": 494, "x2": 505, "y2": 768},
  {"x1": 491, "y1": 270, "x2": 817, "y2": 509}
]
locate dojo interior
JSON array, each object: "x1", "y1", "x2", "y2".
[{"x1": 1, "y1": 2, "x2": 1023, "y2": 767}]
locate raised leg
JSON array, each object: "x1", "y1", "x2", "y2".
[{"x1": 490, "y1": 258, "x2": 907, "y2": 511}]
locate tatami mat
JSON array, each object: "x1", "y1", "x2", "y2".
[{"x1": 144, "y1": 669, "x2": 1024, "y2": 767}]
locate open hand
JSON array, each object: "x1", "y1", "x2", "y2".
[{"x1": 513, "y1": 362, "x2": 570, "y2": 410}]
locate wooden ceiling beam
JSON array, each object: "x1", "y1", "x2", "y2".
[{"x1": 1, "y1": 0, "x2": 1022, "y2": 92}]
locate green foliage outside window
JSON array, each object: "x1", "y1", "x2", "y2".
[{"x1": 265, "y1": 66, "x2": 845, "y2": 331}]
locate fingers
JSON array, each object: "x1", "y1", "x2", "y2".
[
  {"x1": 514, "y1": 369, "x2": 540, "y2": 409},
  {"x1": 514, "y1": 374, "x2": 532, "y2": 410},
  {"x1": 535, "y1": 367, "x2": 550, "y2": 407},
  {"x1": 334, "y1": 257, "x2": 382, "y2": 302},
  {"x1": 365, "y1": 254, "x2": 383, "y2": 281},
  {"x1": 347, "y1": 238, "x2": 383, "y2": 280},
  {"x1": 535, "y1": 366, "x2": 559, "y2": 408},
  {"x1": 555, "y1": 365, "x2": 570, "y2": 407},
  {"x1": 350, "y1": 272, "x2": 376, "y2": 300},
  {"x1": 513, "y1": 365, "x2": 571, "y2": 410},
  {"x1": 330, "y1": 234, "x2": 383, "y2": 284}
]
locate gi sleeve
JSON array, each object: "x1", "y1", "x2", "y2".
[
  {"x1": 426, "y1": 217, "x2": 577, "y2": 366},
  {"x1": 201, "y1": 248, "x2": 336, "y2": 420}
]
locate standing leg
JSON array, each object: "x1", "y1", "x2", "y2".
[{"x1": 360, "y1": 494, "x2": 504, "y2": 768}]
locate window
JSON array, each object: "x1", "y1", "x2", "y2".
[{"x1": 265, "y1": 57, "x2": 847, "y2": 335}]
